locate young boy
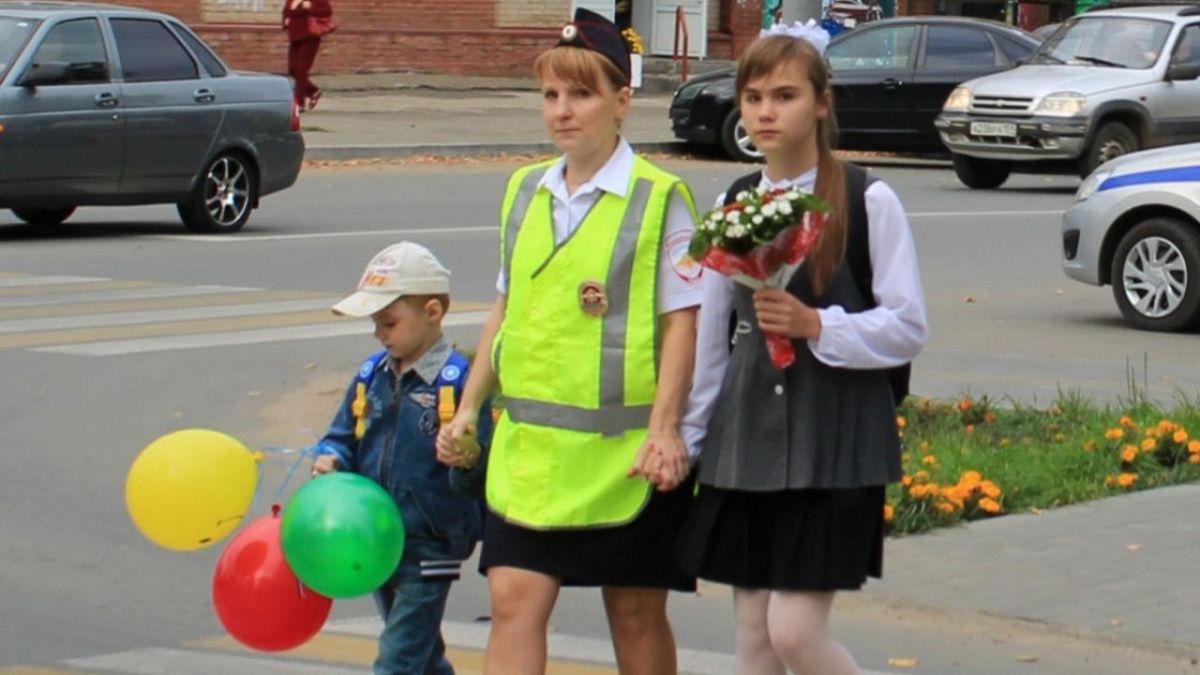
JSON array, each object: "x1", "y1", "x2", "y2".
[{"x1": 311, "y1": 241, "x2": 491, "y2": 675}]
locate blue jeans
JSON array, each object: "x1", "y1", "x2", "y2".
[{"x1": 373, "y1": 574, "x2": 454, "y2": 675}]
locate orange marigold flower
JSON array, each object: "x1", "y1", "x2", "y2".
[
  {"x1": 901, "y1": 475, "x2": 913, "y2": 487},
  {"x1": 914, "y1": 470, "x2": 930, "y2": 482},
  {"x1": 1117, "y1": 473, "x2": 1137, "y2": 488},
  {"x1": 978, "y1": 497, "x2": 1002, "y2": 514},
  {"x1": 936, "y1": 502, "x2": 956, "y2": 514},
  {"x1": 922, "y1": 454, "x2": 938, "y2": 466},
  {"x1": 956, "y1": 398, "x2": 973, "y2": 412},
  {"x1": 984, "y1": 412, "x2": 997, "y2": 424},
  {"x1": 1188, "y1": 440, "x2": 1200, "y2": 453},
  {"x1": 1119, "y1": 415, "x2": 1137, "y2": 430},
  {"x1": 1120, "y1": 445, "x2": 1138, "y2": 463},
  {"x1": 1173, "y1": 429, "x2": 1188, "y2": 444},
  {"x1": 1082, "y1": 440, "x2": 1098, "y2": 452},
  {"x1": 980, "y1": 480, "x2": 1002, "y2": 499},
  {"x1": 960, "y1": 470, "x2": 983, "y2": 486},
  {"x1": 883, "y1": 504, "x2": 895, "y2": 522},
  {"x1": 1191, "y1": 454, "x2": 1200, "y2": 465},
  {"x1": 1144, "y1": 427, "x2": 1159, "y2": 439},
  {"x1": 965, "y1": 424, "x2": 976, "y2": 434},
  {"x1": 1141, "y1": 438, "x2": 1158, "y2": 452},
  {"x1": 1157, "y1": 420, "x2": 1176, "y2": 434},
  {"x1": 1104, "y1": 428, "x2": 1125, "y2": 441},
  {"x1": 896, "y1": 415, "x2": 907, "y2": 430}
]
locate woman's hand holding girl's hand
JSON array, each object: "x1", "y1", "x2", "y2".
[
  {"x1": 436, "y1": 410, "x2": 479, "y2": 468},
  {"x1": 629, "y1": 432, "x2": 689, "y2": 491},
  {"x1": 753, "y1": 288, "x2": 821, "y2": 340}
]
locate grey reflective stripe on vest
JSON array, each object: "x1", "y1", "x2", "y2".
[
  {"x1": 505, "y1": 178, "x2": 656, "y2": 437},
  {"x1": 503, "y1": 169, "x2": 545, "y2": 288},
  {"x1": 505, "y1": 398, "x2": 653, "y2": 435}
]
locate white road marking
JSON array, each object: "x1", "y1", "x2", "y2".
[
  {"x1": 908, "y1": 209, "x2": 1064, "y2": 218},
  {"x1": 0, "y1": 284, "x2": 259, "y2": 308},
  {"x1": 0, "y1": 297, "x2": 336, "y2": 334},
  {"x1": 33, "y1": 310, "x2": 491, "y2": 356},
  {"x1": 64, "y1": 646, "x2": 367, "y2": 674},
  {"x1": 146, "y1": 226, "x2": 496, "y2": 243},
  {"x1": 0, "y1": 275, "x2": 108, "y2": 287}
]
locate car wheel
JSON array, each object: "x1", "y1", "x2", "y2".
[
  {"x1": 178, "y1": 152, "x2": 257, "y2": 233},
  {"x1": 1109, "y1": 217, "x2": 1200, "y2": 332},
  {"x1": 951, "y1": 154, "x2": 1010, "y2": 189},
  {"x1": 11, "y1": 206, "x2": 75, "y2": 227},
  {"x1": 720, "y1": 109, "x2": 763, "y2": 163},
  {"x1": 1082, "y1": 121, "x2": 1137, "y2": 177}
]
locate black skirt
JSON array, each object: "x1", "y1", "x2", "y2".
[
  {"x1": 479, "y1": 476, "x2": 697, "y2": 592},
  {"x1": 675, "y1": 484, "x2": 885, "y2": 591}
]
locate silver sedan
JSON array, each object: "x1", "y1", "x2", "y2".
[
  {"x1": 1064, "y1": 143, "x2": 1200, "y2": 331},
  {"x1": 0, "y1": 2, "x2": 304, "y2": 233}
]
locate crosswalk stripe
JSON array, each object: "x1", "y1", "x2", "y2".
[
  {"x1": 0, "y1": 289, "x2": 327, "y2": 321},
  {"x1": 33, "y1": 310, "x2": 492, "y2": 356},
  {"x1": 0, "y1": 298, "x2": 338, "y2": 334},
  {"x1": 0, "y1": 309, "x2": 343, "y2": 349},
  {"x1": 63, "y1": 647, "x2": 368, "y2": 675},
  {"x1": 0, "y1": 279, "x2": 158, "y2": 298},
  {"x1": 0, "y1": 667, "x2": 88, "y2": 674},
  {"x1": 0, "y1": 284, "x2": 258, "y2": 309},
  {"x1": 0, "y1": 275, "x2": 107, "y2": 288}
]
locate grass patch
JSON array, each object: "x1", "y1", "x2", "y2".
[{"x1": 887, "y1": 392, "x2": 1200, "y2": 536}]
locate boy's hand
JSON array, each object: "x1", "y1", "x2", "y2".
[
  {"x1": 311, "y1": 454, "x2": 341, "y2": 476},
  {"x1": 436, "y1": 411, "x2": 479, "y2": 469}
]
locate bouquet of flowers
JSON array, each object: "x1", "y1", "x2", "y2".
[{"x1": 688, "y1": 186, "x2": 831, "y2": 369}]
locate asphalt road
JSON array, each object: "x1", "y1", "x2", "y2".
[{"x1": 1, "y1": 160, "x2": 1197, "y2": 674}]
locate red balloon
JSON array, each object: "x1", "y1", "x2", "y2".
[{"x1": 212, "y1": 505, "x2": 332, "y2": 651}]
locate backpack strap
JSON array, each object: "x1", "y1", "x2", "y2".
[
  {"x1": 435, "y1": 351, "x2": 471, "y2": 425},
  {"x1": 352, "y1": 349, "x2": 389, "y2": 440},
  {"x1": 841, "y1": 161, "x2": 911, "y2": 407}
]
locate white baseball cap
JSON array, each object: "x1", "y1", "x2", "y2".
[{"x1": 331, "y1": 242, "x2": 451, "y2": 317}]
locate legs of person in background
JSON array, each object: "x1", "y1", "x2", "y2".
[
  {"x1": 733, "y1": 588, "x2": 787, "y2": 675},
  {"x1": 287, "y1": 36, "x2": 322, "y2": 110},
  {"x1": 766, "y1": 590, "x2": 860, "y2": 675}
]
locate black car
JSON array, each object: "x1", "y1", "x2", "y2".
[{"x1": 670, "y1": 17, "x2": 1043, "y2": 161}]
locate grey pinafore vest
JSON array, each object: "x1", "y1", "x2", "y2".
[{"x1": 698, "y1": 164, "x2": 903, "y2": 491}]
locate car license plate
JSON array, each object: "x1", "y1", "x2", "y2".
[{"x1": 970, "y1": 121, "x2": 1017, "y2": 137}]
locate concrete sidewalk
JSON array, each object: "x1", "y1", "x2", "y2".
[{"x1": 298, "y1": 71, "x2": 950, "y2": 167}]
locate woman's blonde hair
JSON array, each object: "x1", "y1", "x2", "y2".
[
  {"x1": 534, "y1": 46, "x2": 630, "y2": 93},
  {"x1": 736, "y1": 35, "x2": 846, "y2": 296}
]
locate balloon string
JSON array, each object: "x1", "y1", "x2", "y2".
[
  {"x1": 249, "y1": 445, "x2": 308, "y2": 513},
  {"x1": 275, "y1": 445, "x2": 319, "y2": 503}
]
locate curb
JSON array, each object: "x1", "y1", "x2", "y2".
[{"x1": 305, "y1": 142, "x2": 954, "y2": 169}]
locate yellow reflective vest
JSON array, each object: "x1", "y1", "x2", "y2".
[{"x1": 487, "y1": 155, "x2": 697, "y2": 529}]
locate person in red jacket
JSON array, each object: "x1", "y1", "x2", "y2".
[{"x1": 282, "y1": 0, "x2": 334, "y2": 111}]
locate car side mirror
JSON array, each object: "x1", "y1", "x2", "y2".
[
  {"x1": 18, "y1": 61, "x2": 71, "y2": 87},
  {"x1": 1166, "y1": 62, "x2": 1200, "y2": 81}
]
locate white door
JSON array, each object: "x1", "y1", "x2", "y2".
[
  {"x1": 649, "y1": 0, "x2": 706, "y2": 57},
  {"x1": 571, "y1": 0, "x2": 616, "y2": 21}
]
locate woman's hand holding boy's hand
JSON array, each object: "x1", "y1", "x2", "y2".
[
  {"x1": 311, "y1": 454, "x2": 340, "y2": 476},
  {"x1": 436, "y1": 410, "x2": 480, "y2": 469},
  {"x1": 753, "y1": 288, "x2": 822, "y2": 340}
]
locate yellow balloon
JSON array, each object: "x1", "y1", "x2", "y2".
[{"x1": 125, "y1": 429, "x2": 258, "y2": 551}]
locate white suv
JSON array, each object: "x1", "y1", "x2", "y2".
[{"x1": 936, "y1": 5, "x2": 1200, "y2": 189}]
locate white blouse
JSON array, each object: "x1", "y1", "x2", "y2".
[
  {"x1": 495, "y1": 139, "x2": 703, "y2": 315},
  {"x1": 681, "y1": 167, "x2": 929, "y2": 458}
]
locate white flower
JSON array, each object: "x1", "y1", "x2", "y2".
[
  {"x1": 727, "y1": 211, "x2": 741, "y2": 224},
  {"x1": 761, "y1": 202, "x2": 777, "y2": 217},
  {"x1": 711, "y1": 211, "x2": 725, "y2": 222},
  {"x1": 745, "y1": 205, "x2": 757, "y2": 214},
  {"x1": 779, "y1": 201, "x2": 794, "y2": 216},
  {"x1": 752, "y1": 215, "x2": 764, "y2": 225},
  {"x1": 786, "y1": 190, "x2": 800, "y2": 200},
  {"x1": 736, "y1": 191, "x2": 750, "y2": 202}
]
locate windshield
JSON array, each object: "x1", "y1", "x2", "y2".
[
  {"x1": 0, "y1": 16, "x2": 38, "y2": 80},
  {"x1": 1031, "y1": 16, "x2": 1172, "y2": 69}
]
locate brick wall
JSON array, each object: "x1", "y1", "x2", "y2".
[
  {"x1": 497, "y1": 0, "x2": 570, "y2": 28},
  {"x1": 128, "y1": 0, "x2": 752, "y2": 76}
]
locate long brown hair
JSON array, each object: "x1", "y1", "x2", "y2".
[
  {"x1": 534, "y1": 46, "x2": 630, "y2": 93},
  {"x1": 736, "y1": 35, "x2": 846, "y2": 295}
]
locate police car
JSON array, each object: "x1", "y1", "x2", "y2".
[{"x1": 1064, "y1": 143, "x2": 1200, "y2": 331}]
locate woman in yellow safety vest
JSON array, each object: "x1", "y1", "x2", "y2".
[{"x1": 436, "y1": 8, "x2": 702, "y2": 674}]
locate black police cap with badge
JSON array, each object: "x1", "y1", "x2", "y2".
[{"x1": 556, "y1": 8, "x2": 631, "y2": 83}]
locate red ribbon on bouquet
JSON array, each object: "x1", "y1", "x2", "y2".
[{"x1": 699, "y1": 211, "x2": 827, "y2": 369}]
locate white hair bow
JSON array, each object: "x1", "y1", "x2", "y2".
[{"x1": 760, "y1": 19, "x2": 831, "y2": 55}]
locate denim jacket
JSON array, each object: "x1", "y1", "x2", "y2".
[{"x1": 315, "y1": 338, "x2": 493, "y2": 577}]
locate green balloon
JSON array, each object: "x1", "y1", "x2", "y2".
[{"x1": 280, "y1": 473, "x2": 405, "y2": 598}]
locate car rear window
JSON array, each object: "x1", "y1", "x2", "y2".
[
  {"x1": 0, "y1": 16, "x2": 38, "y2": 80},
  {"x1": 111, "y1": 18, "x2": 198, "y2": 82},
  {"x1": 170, "y1": 22, "x2": 227, "y2": 78}
]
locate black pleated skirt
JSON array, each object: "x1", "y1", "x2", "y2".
[
  {"x1": 479, "y1": 476, "x2": 697, "y2": 592},
  {"x1": 675, "y1": 483, "x2": 885, "y2": 591}
]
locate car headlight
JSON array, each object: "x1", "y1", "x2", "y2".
[
  {"x1": 673, "y1": 81, "x2": 710, "y2": 104},
  {"x1": 943, "y1": 86, "x2": 972, "y2": 112},
  {"x1": 1076, "y1": 168, "x2": 1113, "y2": 202},
  {"x1": 1035, "y1": 92, "x2": 1087, "y2": 117}
]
